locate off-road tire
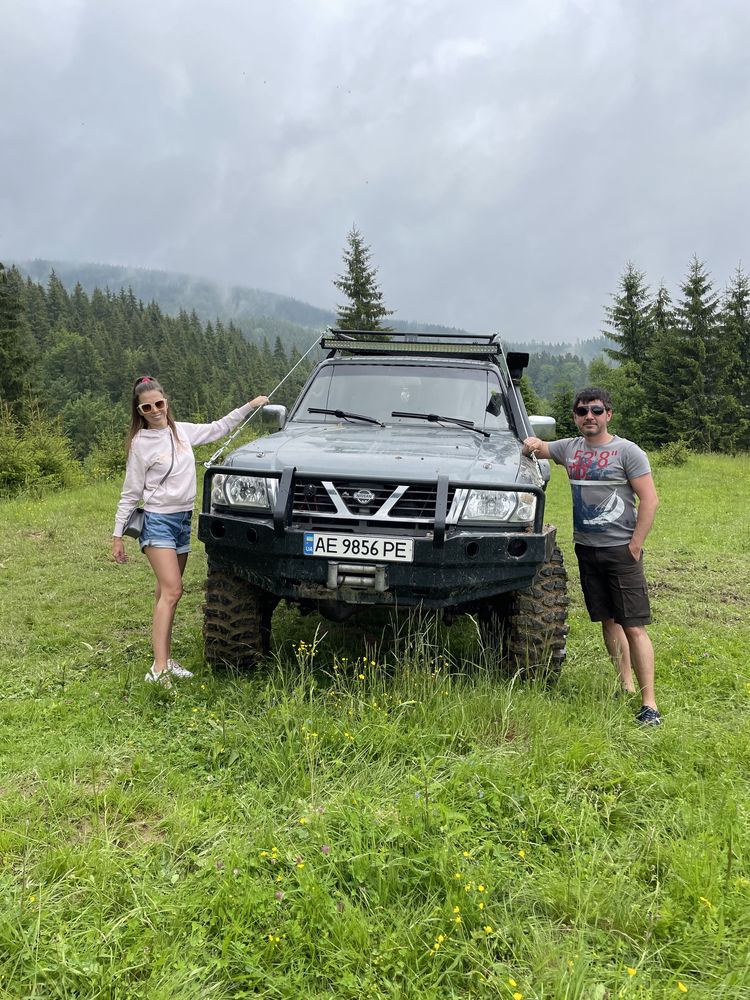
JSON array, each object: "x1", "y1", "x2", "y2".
[
  {"x1": 478, "y1": 545, "x2": 569, "y2": 681},
  {"x1": 203, "y1": 562, "x2": 277, "y2": 671}
]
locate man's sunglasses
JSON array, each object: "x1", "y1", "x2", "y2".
[
  {"x1": 138, "y1": 399, "x2": 167, "y2": 414},
  {"x1": 574, "y1": 404, "x2": 607, "y2": 416}
]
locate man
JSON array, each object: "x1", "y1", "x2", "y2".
[{"x1": 523, "y1": 387, "x2": 661, "y2": 726}]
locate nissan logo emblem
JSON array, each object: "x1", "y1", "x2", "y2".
[{"x1": 353, "y1": 489, "x2": 375, "y2": 505}]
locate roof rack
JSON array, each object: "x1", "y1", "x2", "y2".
[{"x1": 320, "y1": 328, "x2": 504, "y2": 361}]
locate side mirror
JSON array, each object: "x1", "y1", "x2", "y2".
[
  {"x1": 529, "y1": 415, "x2": 556, "y2": 441},
  {"x1": 261, "y1": 404, "x2": 287, "y2": 430}
]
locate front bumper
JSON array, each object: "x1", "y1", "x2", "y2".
[
  {"x1": 199, "y1": 465, "x2": 555, "y2": 608},
  {"x1": 198, "y1": 514, "x2": 557, "y2": 608}
]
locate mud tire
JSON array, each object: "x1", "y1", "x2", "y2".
[
  {"x1": 203, "y1": 562, "x2": 277, "y2": 671},
  {"x1": 478, "y1": 545, "x2": 569, "y2": 681}
]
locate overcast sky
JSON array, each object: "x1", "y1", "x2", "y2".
[{"x1": 2, "y1": 0, "x2": 750, "y2": 342}]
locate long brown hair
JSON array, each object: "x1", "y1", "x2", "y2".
[{"x1": 126, "y1": 376, "x2": 181, "y2": 456}]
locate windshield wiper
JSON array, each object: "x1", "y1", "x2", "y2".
[
  {"x1": 308, "y1": 407, "x2": 385, "y2": 427},
  {"x1": 391, "y1": 411, "x2": 490, "y2": 438}
]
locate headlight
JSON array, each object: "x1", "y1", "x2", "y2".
[
  {"x1": 460, "y1": 490, "x2": 536, "y2": 523},
  {"x1": 212, "y1": 474, "x2": 278, "y2": 510}
]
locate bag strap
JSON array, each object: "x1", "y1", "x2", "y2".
[{"x1": 141, "y1": 431, "x2": 175, "y2": 506}]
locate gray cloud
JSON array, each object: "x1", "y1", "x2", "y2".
[{"x1": 2, "y1": 0, "x2": 750, "y2": 341}]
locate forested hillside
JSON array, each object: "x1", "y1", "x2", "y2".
[{"x1": 0, "y1": 265, "x2": 317, "y2": 495}]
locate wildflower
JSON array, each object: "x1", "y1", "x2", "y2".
[
  {"x1": 518, "y1": 849, "x2": 526, "y2": 859},
  {"x1": 453, "y1": 905, "x2": 461, "y2": 913},
  {"x1": 478, "y1": 901, "x2": 484, "y2": 910},
  {"x1": 627, "y1": 967, "x2": 637, "y2": 976},
  {"x1": 321, "y1": 844, "x2": 330, "y2": 855},
  {"x1": 299, "y1": 817, "x2": 307, "y2": 824},
  {"x1": 508, "y1": 978, "x2": 517, "y2": 987},
  {"x1": 678, "y1": 984, "x2": 688, "y2": 993},
  {"x1": 274, "y1": 890, "x2": 284, "y2": 900},
  {"x1": 462, "y1": 850, "x2": 470, "y2": 857},
  {"x1": 454, "y1": 915, "x2": 462, "y2": 923},
  {"x1": 513, "y1": 993, "x2": 523, "y2": 1000},
  {"x1": 296, "y1": 861, "x2": 305, "y2": 869},
  {"x1": 259, "y1": 850, "x2": 268, "y2": 857},
  {"x1": 483, "y1": 925, "x2": 493, "y2": 934},
  {"x1": 453, "y1": 872, "x2": 462, "y2": 880},
  {"x1": 477, "y1": 884, "x2": 485, "y2": 892},
  {"x1": 699, "y1": 896, "x2": 712, "y2": 909},
  {"x1": 28, "y1": 895, "x2": 36, "y2": 903},
  {"x1": 358, "y1": 674, "x2": 365, "y2": 680}
]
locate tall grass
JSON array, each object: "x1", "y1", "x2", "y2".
[{"x1": 0, "y1": 454, "x2": 748, "y2": 998}]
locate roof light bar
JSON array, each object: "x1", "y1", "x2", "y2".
[{"x1": 321, "y1": 338, "x2": 501, "y2": 356}]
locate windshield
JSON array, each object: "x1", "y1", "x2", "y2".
[{"x1": 294, "y1": 363, "x2": 509, "y2": 431}]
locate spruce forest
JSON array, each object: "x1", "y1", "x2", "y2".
[{"x1": 0, "y1": 265, "x2": 317, "y2": 496}]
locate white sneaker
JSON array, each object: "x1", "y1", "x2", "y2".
[
  {"x1": 167, "y1": 659, "x2": 194, "y2": 679},
  {"x1": 145, "y1": 665, "x2": 172, "y2": 688}
]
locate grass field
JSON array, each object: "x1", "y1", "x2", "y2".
[{"x1": 1, "y1": 454, "x2": 749, "y2": 999}]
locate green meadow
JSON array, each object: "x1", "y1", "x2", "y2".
[{"x1": 1, "y1": 454, "x2": 749, "y2": 999}]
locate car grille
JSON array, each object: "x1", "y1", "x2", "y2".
[{"x1": 292, "y1": 478, "x2": 456, "y2": 527}]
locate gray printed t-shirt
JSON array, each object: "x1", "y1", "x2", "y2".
[{"x1": 548, "y1": 435, "x2": 651, "y2": 547}]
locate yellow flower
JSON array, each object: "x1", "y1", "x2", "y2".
[
  {"x1": 299, "y1": 817, "x2": 307, "y2": 824},
  {"x1": 358, "y1": 674, "x2": 365, "y2": 680},
  {"x1": 462, "y1": 850, "x2": 470, "y2": 857},
  {"x1": 453, "y1": 905, "x2": 461, "y2": 913},
  {"x1": 518, "y1": 849, "x2": 526, "y2": 859},
  {"x1": 513, "y1": 993, "x2": 523, "y2": 1000},
  {"x1": 627, "y1": 967, "x2": 637, "y2": 976},
  {"x1": 259, "y1": 850, "x2": 268, "y2": 857},
  {"x1": 454, "y1": 915, "x2": 462, "y2": 923},
  {"x1": 508, "y1": 978, "x2": 517, "y2": 987},
  {"x1": 483, "y1": 925, "x2": 493, "y2": 934},
  {"x1": 477, "y1": 884, "x2": 485, "y2": 892},
  {"x1": 296, "y1": 862, "x2": 305, "y2": 869},
  {"x1": 699, "y1": 896, "x2": 712, "y2": 909},
  {"x1": 678, "y1": 983, "x2": 688, "y2": 993},
  {"x1": 478, "y1": 901, "x2": 484, "y2": 910}
]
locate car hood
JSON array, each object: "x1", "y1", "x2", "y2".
[{"x1": 225, "y1": 423, "x2": 535, "y2": 486}]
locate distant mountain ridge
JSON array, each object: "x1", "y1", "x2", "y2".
[{"x1": 11, "y1": 259, "x2": 608, "y2": 360}]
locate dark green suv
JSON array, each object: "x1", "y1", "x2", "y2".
[{"x1": 198, "y1": 331, "x2": 568, "y2": 676}]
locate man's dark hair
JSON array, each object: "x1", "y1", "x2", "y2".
[{"x1": 572, "y1": 386, "x2": 613, "y2": 411}]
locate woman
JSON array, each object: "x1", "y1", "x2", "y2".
[{"x1": 112, "y1": 375, "x2": 268, "y2": 687}]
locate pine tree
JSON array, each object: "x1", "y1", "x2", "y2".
[
  {"x1": 644, "y1": 257, "x2": 730, "y2": 451},
  {"x1": 548, "y1": 382, "x2": 577, "y2": 438},
  {"x1": 0, "y1": 264, "x2": 28, "y2": 403},
  {"x1": 333, "y1": 226, "x2": 393, "y2": 332},
  {"x1": 603, "y1": 262, "x2": 652, "y2": 371},
  {"x1": 720, "y1": 265, "x2": 750, "y2": 450}
]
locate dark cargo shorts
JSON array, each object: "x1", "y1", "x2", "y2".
[{"x1": 574, "y1": 542, "x2": 652, "y2": 627}]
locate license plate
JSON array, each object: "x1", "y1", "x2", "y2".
[{"x1": 303, "y1": 532, "x2": 414, "y2": 562}]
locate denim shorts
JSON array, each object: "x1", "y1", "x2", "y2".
[{"x1": 140, "y1": 510, "x2": 193, "y2": 554}]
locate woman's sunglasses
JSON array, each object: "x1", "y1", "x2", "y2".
[
  {"x1": 138, "y1": 399, "x2": 167, "y2": 414},
  {"x1": 574, "y1": 404, "x2": 606, "y2": 416}
]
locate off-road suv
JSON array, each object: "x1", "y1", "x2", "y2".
[{"x1": 198, "y1": 330, "x2": 568, "y2": 676}]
